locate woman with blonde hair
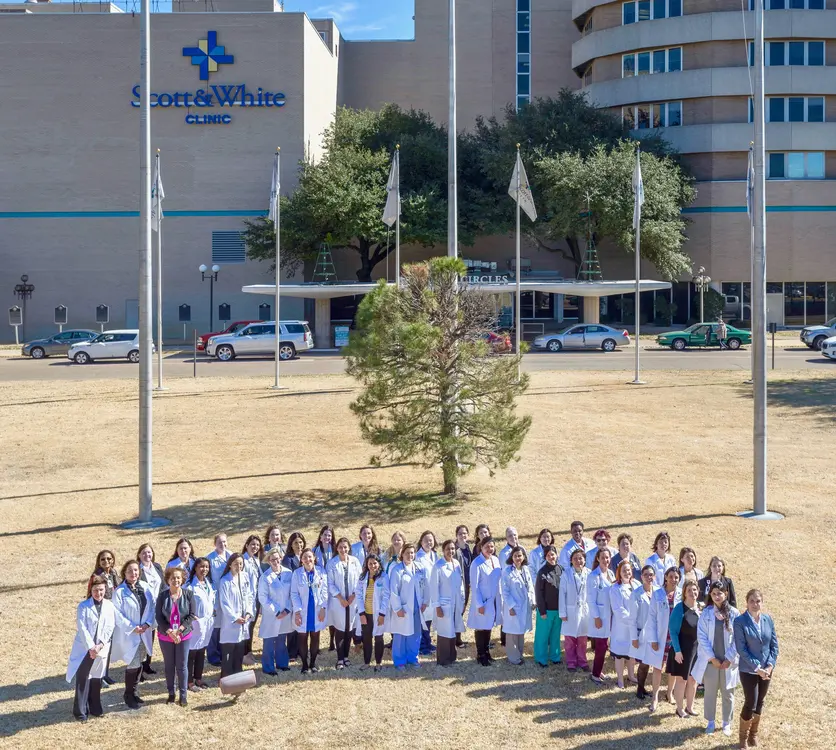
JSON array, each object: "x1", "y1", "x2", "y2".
[
  {"x1": 609, "y1": 559, "x2": 639, "y2": 688},
  {"x1": 383, "y1": 530, "x2": 407, "y2": 573}
]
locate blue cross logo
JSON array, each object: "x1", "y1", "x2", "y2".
[{"x1": 183, "y1": 31, "x2": 234, "y2": 81}]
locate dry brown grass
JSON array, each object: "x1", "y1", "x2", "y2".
[{"x1": 1, "y1": 369, "x2": 834, "y2": 749}]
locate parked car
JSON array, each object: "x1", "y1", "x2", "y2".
[
  {"x1": 800, "y1": 318, "x2": 836, "y2": 350},
  {"x1": 196, "y1": 319, "x2": 260, "y2": 352},
  {"x1": 532, "y1": 324, "x2": 630, "y2": 353},
  {"x1": 22, "y1": 329, "x2": 98, "y2": 359},
  {"x1": 67, "y1": 330, "x2": 153, "y2": 364},
  {"x1": 821, "y1": 335, "x2": 836, "y2": 360},
  {"x1": 656, "y1": 323, "x2": 751, "y2": 350},
  {"x1": 482, "y1": 331, "x2": 512, "y2": 354},
  {"x1": 205, "y1": 320, "x2": 314, "y2": 361}
]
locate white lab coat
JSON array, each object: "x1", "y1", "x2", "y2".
[
  {"x1": 587, "y1": 567, "x2": 615, "y2": 639},
  {"x1": 430, "y1": 558, "x2": 465, "y2": 638},
  {"x1": 691, "y1": 605, "x2": 740, "y2": 689},
  {"x1": 559, "y1": 567, "x2": 591, "y2": 638},
  {"x1": 290, "y1": 565, "x2": 329, "y2": 633},
  {"x1": 207, "y1": 550, "x2": 231, "y2": 591},
  {"x1": 467, "y1": 555, "x2": 502, "y2": 630},
  {"x1": 608, "y1": 580, "x2": 640, "y2": 656},
  {"x1": 677, "y1": 566, "x2": 705, "y2": 591},
  {"x1": 644, "y1": 553, "x2": 676, "y2": 586},
  {"x1": 326, "y1": 555, "x2": 363, "y2": 630},
  {"x1": 66, "y1": 598, "x2": 116, "y2": 683},
  {"x1": 387, "y1": 561, "x2": 428, "y2": 636},
  {"x1": 629, "y1": 585, "x2": 659, "y2": 662},
  {"x1": 314, "y1": 546, "x2": 335, "y2": 571},
  {"x1": 586, "y1": 545, "x2": 618, "y2": 571},
  {"x1": 257, "y1": 566, "x2": 294, "y2": 639},
  {"x1": 186, "y1": 578, "x2": 216, "y2": 651},
  {"x1": 111, "y1": 581, "x2": 155, "y2": 664},
  {"x1": 642, "y1": 586, "x2": 680, "y2": 670},
  {"x1": 415, "y1": 548, "x2": 439, "y2": 580},
  {"x1": 242, "y1": 552, "x2": 262, "y2": 601},
  {"x1": 500, "y1": 564, "x2": 535, "y2": 635},
  {"x1": 350, "y1": 541, "x2": 370, "y2": 566},
  {"x1": 498, "y1": 543, "x2": 527, "y2": 567},
  {"x1": 354, "y1": 572, "x2": 391, "y2": 637},
  {"x1": 166, "y1": 557, "x2": 195, "y2": 573},
  {"x1": 218, "y1": 572, "x2": 254, "y2": 644},
  {"x1": 558, "y1": 537, "x2": 595, "y2": 571},
  {"x1": 528, "y1": 545, "x2": 548, "y2": 581}
]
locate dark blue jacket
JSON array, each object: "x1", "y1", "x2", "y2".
[{"x1": 733, "y1": 611, "x2": 778, "y2": 674}]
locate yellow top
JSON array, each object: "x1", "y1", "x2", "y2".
[{"x1": 364, "y1": 577, "x2": 375, "y2": 614}]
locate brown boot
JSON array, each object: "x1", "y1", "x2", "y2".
[
  {"x1": 738, "y1": 718, "x2": 751, "y2": 749},
  {"x1": 748, "y1": 713, "x2": 761, "y2": 747}
]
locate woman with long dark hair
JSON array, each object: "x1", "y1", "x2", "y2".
[
  {"x1": 351, "y1": 524, "x2": 380, "y2": 567},
  {"x1": 431, "y1": 540, "x2": 465, "y2": 666},
  {"x1": 155, "y1": 567, "x2": 196, "y2": 706},
  {"x1": 453, "y1": 525, "x2": 472, "y2": 648},
  {"x1": 186, "y1": 557, "x2": 215, "y2": 691},
  {"x1": 314, "y1": 525, "x2": 338, "y2": 651},
  {"x1": 560, "y1": 548, "x2": 591, "y2": 672},
  {"x1": 136, "y1": 543, "x2": 164, "y2": 678},
  {"x1": 87, "y1": 550, "x2": 119, "y2": 685},
  {"x1": 290, "y1": 548, "x2": 329, "y2": 674},
  {"x1": 355, "y1": 553, "x2": 389, "y2": 670},
  {"x1": 327, "y1": 537, "x2": 362, "y2": 669},
  {"x1": 241, "y1": 534, "x2": 262, "y2": 665},
  {"x1": 501, "y1": 545, "x2": 534, "y2": 666},
  {"x1": 698, "y1": 556, "x2": 738, "y2": 608},
  {"x1": 467, "y1": 537, "x2": 502, "y2": 666},
  {"x1": 281, "y1": 532, "x2": 306, "y2": 660},
  {"x1": 528, "y1": 528, "x2": 555, "y2": 582},
  {"x1": 218, "y1": 553, "x2": 254, "y2": 679},
  {"x1": 167, "y1": 538, "x2": 196, "y2": 574},
  {"x1": 587, "y1": 546, "x2": 615, "y2": 685},
  {"x1": 534, "y1": 544, "x2": 562, "y2": 668},
  {"x1": 416, "y1": 530, "x2": 439, "y2": 655},
  {"x1": 630, "y1": 564, "x2": 658, "y2": 699},
  {"x1": 644, "y1": 532, "x2": 675, "y2": 587},
  {"x1": 646, "y1": 566, "x2": 680, "y2": 712}
]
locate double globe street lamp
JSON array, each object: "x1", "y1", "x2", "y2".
[
  {"x1": 199, "y1": 264, "x2": 221, "y2": 332},
  {"x1": 692, "y1": 266, "x2": 711, "y2": 323},
  {"x1": 13, "y1": 274, "x2": 35, "y2": 341}
]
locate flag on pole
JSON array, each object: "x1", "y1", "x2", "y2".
[
  {"x1": 151, "y1": 156, "x2": 165, "y2": 233},
  {"x1": 632, "y1": 148, "x2": 645, "y2": 230},
  {"x1": 746, "y1": 144, "x2": 755, "y2": 220},
  {"x1": 382, "y1": 148, "x2": 400, "y2": 227},
  {"x1": 508, "y1": 151, "x2": 537, "y2": 222},
  {"x1": 268, "y1": 152, "x2": 280, "y2": 223}
]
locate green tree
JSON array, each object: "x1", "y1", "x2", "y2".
[{"x1": 345, "y1": 257, "x2": 532, "y2": 495}]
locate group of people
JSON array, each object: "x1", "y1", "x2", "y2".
[{"x1": 68, "y1": 521, "x2": 779, "y2": 749}]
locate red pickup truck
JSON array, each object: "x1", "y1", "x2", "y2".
[{"x1": 196, "y1": 320, "x2": 260, "y2": 352}]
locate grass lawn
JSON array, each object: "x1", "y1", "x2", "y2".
[{"x1": 1, "y1": 369, "x2": 834, "y2": 749}]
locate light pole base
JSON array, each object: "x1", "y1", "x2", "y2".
[
  {"x1": 121, "y1": 516, "x2": 173, "y2": 529},
  {"x1": 627, "y1": 379, "x2": 647, "y2": 385},
  {"x1": 736, "y1": 510, "x2": 784, "y2": 521},
  {"x1": 153, "y1": 386, "x2": 169, "y2": 392},
  {"x1": 269, "y1": 385, "x2": 289, "y2": 391}
]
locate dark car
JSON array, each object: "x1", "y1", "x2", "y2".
[{"x1": 21, "y1": 329, "x2": 99, "y2": 359}]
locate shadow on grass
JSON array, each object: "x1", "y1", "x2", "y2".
[{"x1": 736, "y1": 376, "x2": 836, "y2": 424}]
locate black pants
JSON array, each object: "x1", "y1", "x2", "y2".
[
  {"x1": 636, "y1": 662, "x2": 650, "y2": 695},
  {"x1": 221, "y1": 641, "x2": 246, "y2": 678},
  {"x1": 500, "y1": 627, "x2": 506, "y2": 646},
  {"x1": 188, "y1": 647, "x2": 206, "y2": 684},
  {"x1": 740, "y1": 671, "x2": 771, "y2": 720},
  {"x1": 287, "y1": 632, "x2": 298, "y2": 660},
  {"x1": 143, "y1": 629, "x2": 157, "y2": 671},
  {"x1": 245, "y1": 603, "x2": 261, "y2": 655},
  {"x1": 73, "y1": 655, "x2": 103, "y2": 719},
  {"x1": 475, "y1": 629, "x2": 491, "y2": 659},
  {"x1": 159, "y1": 639, "x2": 188, "y2": 699},
  {"x1": 361, "y1": 615, "x2": 384, "y2": 665},
  {"x1": 299, "y1": 631, "x2": 321, "y2": 670},
  {"x1": 335, "y1": 629, "x2": 353, "y2": 662},
  {"x1": 437, "y1": 635, "x2": 457, "y2": 666}
]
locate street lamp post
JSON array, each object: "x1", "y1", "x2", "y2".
[
  {"x1": 692, "y1": 266, "x2": 711, "y2": 322},
  {"x1": 13, "y1": 274, "x2": 35, "y2": 341},
  {"x1": 199, "y1": 264, "x2": 220, "y2": 331}
]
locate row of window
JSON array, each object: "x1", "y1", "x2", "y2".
[
  {"x1": 749, "y1": 96, "x2": 825, "y2": 122},
  {"x1": 622, "y1": 0, "x2": 682, "y2": 24},
  {"x1": 722, "y1": 281, "x2": 836, "y2": 326},
  {"x1": 769, "y1": 151, "x2": 825, "y2": 178},
  {"x1": 749, "y1": 40, "x2": 825, "y2": 66},
  {"x1": 622, "y1": 46, "x2": 682, "y2": 76},
  {"x1": 749, "y1": 0, "x2": 824, "y2": 9},
  {"x1": 622, "y1": 101, "x2": 683, "y2": 128},
  {"x1": 517, "y1": 0, "x2": 531, "y2": 110}
]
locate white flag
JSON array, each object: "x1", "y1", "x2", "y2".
[
  {"x1": 632, "y1": 148, "x2": 645, "y2": 230},
  {"x1": 508, "y1": 152, "x2": 537, "y2": 222},
  {"x1": 382, "y1": 149, "x2": 400, "y2": 227},
  {"x1": 268, "y1": 153, "x2": 280, "y2": 224},
  {"x1": 746, "y1": 145, "x2": 754, "y2": 220},
  {"x1": 151, "y1": 157, "x2": 165, "y2": 233}
]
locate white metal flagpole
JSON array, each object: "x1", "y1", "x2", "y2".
[
  {"x1": 395, "y1": 144, "x2": 401, "y2": 286},
  {"x1": 272, "y1": 147, "x2": 285, "y2": 390},
  {"x1": 448, "y1": 0, "x2": 458, "y2": 259},
  {"x1": 630, "y1": 145, "x2": 645, "y2": 385},
  {"x1": 154, "y1": 149, "x2": 165, "y2": 391},
  {"x1": 515, "y1": 147, "x2": 522, "y2": 382}
]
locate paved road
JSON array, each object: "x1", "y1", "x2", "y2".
[{"x1": 0, "y1": 345, "x2": 832, "y2": 382}]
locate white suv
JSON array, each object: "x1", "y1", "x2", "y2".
[
  {"x1": 206, "y1": 320, "x2": 314, "y2": 361},
  {"x1": 68, "y1": 329, "x2": 150, "y2": 364}
]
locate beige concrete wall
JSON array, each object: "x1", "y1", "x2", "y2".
[
  {"x1": 683, "y1": 96, "x2": 748, "y2": 125},
  {"x1": 591, "y1": 2, "x2": 622, "y2": 32},
  {"x1": 304, "y1": 17, "x2": 338, "y2": 161},
  {"x1": 689, "y1": 40, "x2": 749, "y2": 69}
]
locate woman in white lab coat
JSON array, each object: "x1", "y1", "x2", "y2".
[
  {"x1": 351, "y1": 524, "x2": 380, "y2": 567},
  {"x1": 290, "y1": 548, "x2": 329, "y2": 674},
  {"x1": 241, "y1": 534, "x2": 263, "y2": 665},
  {"x1": 355, "y1": 554, "x2": 389, "y2": 670},
  {"x1": 500, "y1": 545, "x2": 535, "y2": 665},
  {"x1": 313, "y1": 525, "x2": 337, "y2": 651},
  {"x1": 587, "y1": 547, "x2": 615, "y2": 685},
  {"x1": 382, "y1": 530, "x2": 406, "y2": 574},
  {"x1": 186, "y1": 557, "x2": 215, "y2": 691},
  {"x1": 527, "y1": 528, "x2": 555, "y2": 581},
  {"x1": 467, "y1": 537, "x2": 502, "y2": 666},
  {"x1": 327, "y1": 537, "x2": 363, "y2": 669},
  {"x1": 559, "y1": 548, "x2": 591, "y2": 672},
  {"x1": 67, "y1": 575, "x2": 116, "y2": 722},
  {"x1": 261, "y1": 524, "x2": 286, "y2": 571},
  {"x1": 111, "y1": 560, "x2": 155, "y2": 709},
  {"x1": 609, "y1": 560, "x2": 640, "y2": 688},
  {"x1": 645, "y1": 566, "x2": 681, "y2": 712},
  {"x1": 167, "y1": 537, "x2": 196, "y2": 574},
  {"x1": 257, "y1": 548, "x2": 294, "y2": 674},
  {"x1": 388, "y1": 543, "x2": 428, "y2": 670},
  {"x1": 416, "y1": 530, "x2": 439, "y2": 655},
  {"x1": 430, "y1": 539, "x2": 465, "y2": 666},
  {"x1": 692, "y1": 580, "x2": 740, "y2": 737},
  {"x1": 644, "y1": 531, "x2": 675, "y2": 587},
  {"x1": 631, "y1": 564, "x2": 660, "y2": 700},
  {"x1": 136, "y1": 542, "x2": 164, "y2": 678},
  {"x1": 218, "y1": 553, "x2": 254, "y2": 679}
]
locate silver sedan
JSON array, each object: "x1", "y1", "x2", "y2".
[
  {"x1": 532, "y1": 324, "x2": 631, "y2": 353},
  {"x1": 22, "y1": 329, "x2": 99, "y2": 359}
]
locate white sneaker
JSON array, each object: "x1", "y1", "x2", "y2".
[
  {"x1": 722, "y1": 723, "x2": 732, "y2": 737},
  {"x1": 705, "y1": 721, "x2": 715, "y2": 735}
]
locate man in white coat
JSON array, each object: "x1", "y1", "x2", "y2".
[
  {"x1": 388, "y1": 543, "x2": 427, "y2": 670},
  {"x1": 430, "y1": 541, "x2": 465, "y2": 666},
  {"x1": 558, "y1": 521, "x2": 595, "y2": 571},
  {"x1": 67, "y1": 577, "x2": 116, "y2": 721}
]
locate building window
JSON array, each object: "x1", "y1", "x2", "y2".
[
  {"x1": 211, "y1": 231, "x2": 246, "y2": 264},
  {"x1": 582, "y1": 64, "x2": 593, "y2": 87},
  {"x1": 516, "y1": 0, "x2": 531, "y2": 110},
  {"x1": 623, "y1": 101, "x2": 682, "y2": 128},
  {"x1": 622, "y1": 47, "x2": 682, "y2": 77},
  {"x1": 756, "y1": 96, "x2": 826, "y2": 122},
  {"x1": 750, "y1": 0, "x2": 824, "y2": 8},
  {"x1": 750, "y1": 40, "x2": 825, "y2": 65},
  {"x1": 768, "y1": 151, "x2": 825, "y2": 179},
  {"x1": 623, "y1": 0, "x2": 681, "y2": 24}
]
